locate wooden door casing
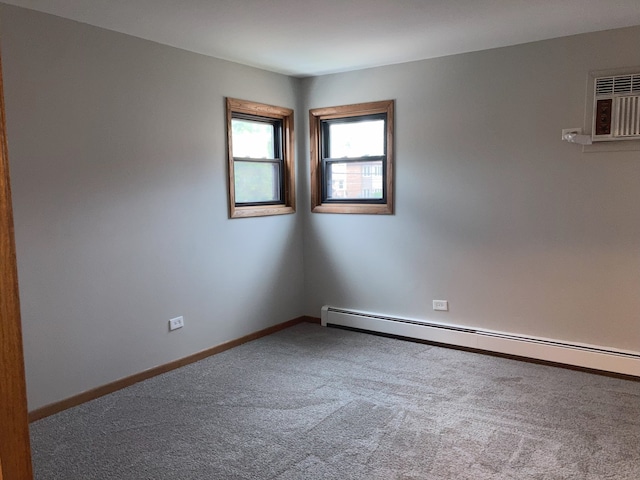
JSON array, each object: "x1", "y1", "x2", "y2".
[{"x1": 0, "y1": 42, "x2": 34, "y2": 480}]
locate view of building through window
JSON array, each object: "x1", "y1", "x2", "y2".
[
  {"x1": 325, "y1": 118, "x2": 385, "y2": 200},
  {"x1": 326, "y1": 161, "x2": 384, "y2": 199},
  {"x1": 309, "y1": 99, "x2": 393, "y2": 214}
]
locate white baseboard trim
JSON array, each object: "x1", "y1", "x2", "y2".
[{"x1": 321, "y1": 306, "x2": 640, "y2": 377}]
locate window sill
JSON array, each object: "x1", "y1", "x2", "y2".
[
  {"x1": 230, "y1": 204, "x2": 295, "y2": 219},
  {"x1": 311, "y1": 203, "x2": 393, "y2": 215}
]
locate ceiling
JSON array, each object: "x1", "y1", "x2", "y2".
[{"x1": 3, "y1": 0, "x2": 640, "y2": 77}]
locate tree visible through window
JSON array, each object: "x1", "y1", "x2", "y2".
[
  {"x1": 226, "y1": 98, "x2": 295, "y2": 218},
  {"x1": 231, "y1": 117, "x2": 280, "y2": 203}
]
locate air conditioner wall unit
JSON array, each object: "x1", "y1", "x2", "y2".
[{"x1": 592, "y1": 73, "x2": 640, "y2": 141}]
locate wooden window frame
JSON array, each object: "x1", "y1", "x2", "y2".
[
  {"x1": 309, "y1": 100, "x2": 394, "y2": 214},
  {"x1": 226, "y1": 98, "x2": 295, "y2": 219}
]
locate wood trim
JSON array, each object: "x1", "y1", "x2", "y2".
[
  {"x1": 29, "y1": 316, "x2": 319, "y2": 422},
  {"x1": 310, "y1": 203, "x2": 393, "y2": 215},
  {"x1": 309, "y1": 100, "x2": 394, "y2": 215},
  {"x1": 226, "y1": 98, "x2": 293, "y2": 118},
  {"x1": 299, "y1": 315, "x2": 321, "y2": 324},
  {"x1": 308, "y1": 100, "x2": 393, "y2": 119},
  {"x1": 228, "y1": 203, "x2": 295, "y2": 218},
  {"x1": 226, "y1": 98, "x2": 296, "y2": 219},
  {"x1": 0, "y1": 49, "x2": 34, "y2": 479},
  {"x1": 309, "y1": 110, "x2": 323, "y2": 210}
]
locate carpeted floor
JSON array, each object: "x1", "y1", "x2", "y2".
[{"x1": 30, "y1": 323, "x2": 640, "y2": 479}]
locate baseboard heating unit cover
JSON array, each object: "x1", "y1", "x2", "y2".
[{"x1": 321, "y1": 306, "x2": 640, "y2": 377}]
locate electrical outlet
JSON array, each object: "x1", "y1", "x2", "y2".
[
  {"x1": 169, "y1": 316, "x2": 184, "y2": 331},
  {"x1": 433, "y1": 300, "x2": 449, "y2": 311}
]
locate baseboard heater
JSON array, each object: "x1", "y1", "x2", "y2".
[{"x1": 321, "y1": 306, "x2": 640, "y2": 377}]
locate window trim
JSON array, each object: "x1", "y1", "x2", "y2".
[
  {"x1": 309, "y1": 100, "x2": 394, "y2": 214},
  {"x1": 226, "y1": 98, "x2": 295, "y2": 218}
]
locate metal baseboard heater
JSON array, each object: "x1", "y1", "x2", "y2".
[{"x1": 321, "y1": 306, "x2": 640, "y2": 377}]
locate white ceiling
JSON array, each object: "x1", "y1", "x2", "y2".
[{"x1": 3, "y1": 0, "x2": 640, "y2": 77}]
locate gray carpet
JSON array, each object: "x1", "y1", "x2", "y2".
[{"x1": 30, "y1": 323, "x2": 640, "y2": 479}]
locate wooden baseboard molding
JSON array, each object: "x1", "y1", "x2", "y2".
[
  {"x1": 303, "y1": 316, "x2": 321, "y2": 324},
  {"x1": 29, "y1": 315, "x2": 320, "y2": 422}
]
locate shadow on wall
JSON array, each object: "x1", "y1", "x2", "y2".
[
  {"x1": 218, "y1": 214, "x2": 305, "y2": 334},
  {"x1": 304, "y1": 213, "x2": 408, "y2": 316}
]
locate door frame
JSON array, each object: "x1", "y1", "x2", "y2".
[{"x1": 0, "y1": 44, "x2": 34, "y2": 480}]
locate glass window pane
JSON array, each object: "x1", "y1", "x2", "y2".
[
  {"x1": 234, "y1": 161, "x2": 280, "y2": 203},
  {"x1": 329, "y1": 119, "x2": 384, "y2": 158},
  {"x1": 326, "y1": 160, "x2": 384, "y2": 200},
  {"x1": 232, "y1": 118, "x2": 275, "y2": 159}
]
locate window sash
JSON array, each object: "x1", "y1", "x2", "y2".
[
  {"x1": 320, "y1": 112, "x2": 388, "y2": 204},
  {"x1": 321, "y1": 114, "x2": 387, "y2": 159},
  {"x1": 231, "y1": 113, "x2": 283, "y2": 160},
  {"x1": 231, "y1": 113, "x2": 285, "y2": 206},
  {"x1": 232, "y1": 158, "x2": 284, "y2": 206},
  {"x1": 322, "y1": 157, "x2": 387, "y2": 203}
]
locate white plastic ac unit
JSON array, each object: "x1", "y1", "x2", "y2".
[{"x1": 592, "y1": 73, "x2": 640, "y2": 141}]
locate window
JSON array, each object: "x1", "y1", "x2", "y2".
[
  {"x1": 309, "y1": 100, "x2": 394, "y2": 214},
  {"x1": 226, "y1": 98, "x2": 295, "y2": 218}
]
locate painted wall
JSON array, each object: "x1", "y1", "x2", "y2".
[
  {"x1": 2, "y1": 2, "x2": 640, "y2": 410},
  {"x1": 301, "y1": 27, "x2": 640, "y2": 353},
  {"x1": 0, "y1": 5, "x2": 305, "y2": 410}
]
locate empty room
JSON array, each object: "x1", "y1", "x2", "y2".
[{"x1": 1, "y1": 1, "x2": 640, "y2": 479}]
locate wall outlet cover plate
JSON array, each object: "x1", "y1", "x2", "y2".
[
  {"x1": 433, "y1": 300, "x2": 449, "y2": 311},
  {"x1": 169, "y1": 316, "x2": 184, "y2": 331}
]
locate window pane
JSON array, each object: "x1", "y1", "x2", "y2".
[
  {"x1": 326, "y1": 160, "x2": 384, "y2": 200},
  {"x1": 232, "y1": 118, "x2": 275, "y2": 159},
  {"x1": 234, "y1": 161, "x2": 280, "y2": 203},
  {"x1": 329, "y1": 119, "x2": 384, "y2": 158}
]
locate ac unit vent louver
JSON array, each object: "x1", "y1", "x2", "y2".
[
  {"x1": 595, "y1": 74, "x2": 640, "y2": 95},
  {"x1": 593, "y1": 73, "x2": 640, "y2": 141}
]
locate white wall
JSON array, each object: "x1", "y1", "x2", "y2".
[
  {"x1": 0, "y1": 4, "x2": 305, "y2": 410},
  {"x1": 301, "y1": 26, "x2": 640, "y2": 353}
]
